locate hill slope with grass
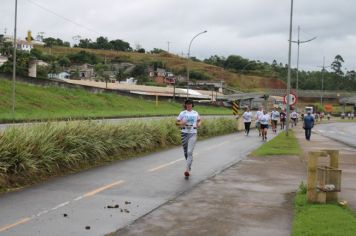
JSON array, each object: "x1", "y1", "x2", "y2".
[
  {"x1": 38, "y1": 46, "x2": 286, "y2": 91},
  {"x1": 0, "y1": 79, "x2": 232, "y2": 122}
]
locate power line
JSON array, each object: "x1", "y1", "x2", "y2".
[{"x1": 26, "y1": 0, "x2": 103, "y2": 36}]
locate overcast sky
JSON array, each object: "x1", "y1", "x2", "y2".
[{"x1": 1, "y1": 0, "x2": 356, "y2": 72}]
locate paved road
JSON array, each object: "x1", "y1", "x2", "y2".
[
  {"x1": 0, "y1": 129, "x2": 268, "y2": 236},
  {"x1": 314, "y1": 122, "x2": 356, "y2": 148}
]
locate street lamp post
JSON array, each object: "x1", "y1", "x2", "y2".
[
  {"x1": 291, "y1": 26, "x2": 316, "y2": 110},
  {"x1": 12, "y1": 0, "x2": 18, "y2": 116},
  {"x1": 285, "y1": 0, "x2": 294, "y2": 136},
  {"x1": 186, "y1": 30, "x2": 207, "y2": 98}
]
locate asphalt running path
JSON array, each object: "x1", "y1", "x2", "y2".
[{"x1": 0, "y1": 129, "x2": 274, "y2": 236}]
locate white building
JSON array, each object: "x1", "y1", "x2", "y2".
[
  {"x1": 0, "y1": 56, "x2": 8, "y2": 66},
  {"x1": 16, "y1": 40, "x2": 33, "y2": 52},
  {"x1": 48, "y1": 72, "x2": 70, "y2": 80}
]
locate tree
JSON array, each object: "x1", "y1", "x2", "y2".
[
  {"x1": 130, "y1": 63, "x2": 147, "y2": 77},
  {"x1": 109, "y1": 39, "x2": 132, "y2": 51},
  {"x1": 331, "y1": 54, "x2": 344, "y2": 76},
  {"x1": 96, "y1": 36, "x2": 110, "y2": 50},
  {"x1": 224, "y1": 55, "x2": 250, "y2": 71},
  {"x1": 58, "y1": 56, "x2": 71, "y2": 68},
  {"x1": 115, "y1": 69, "x2": 124, "y2": 81},
  {"x1": 68, "y1": 50, "x2": 102, "y2": 64},
  {"x1": 78, "y1": 38, "x2": 93, "y2": 48},
  {"x1": 0, "y1": 41, "x2": 13, "y2": 56},
  {"x1": 203, "y1": 55, "x2": 225, "y2": 67},
  {"x1": 150, "y1": 48, "x2": 165, "y2": 54}
]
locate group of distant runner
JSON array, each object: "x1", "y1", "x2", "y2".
[{"x1": 242, "y1": 106, "x2": 315, "y2": 142}]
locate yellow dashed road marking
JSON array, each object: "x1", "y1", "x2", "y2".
[
  {"x1": 83, "y1": 180, "x2": 124, "y2": 198},
  {"x1": 0, "y1": 217, "x2": 32, "y2": 233}
]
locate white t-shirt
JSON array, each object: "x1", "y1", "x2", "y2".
[
  {"x1": 255, "y1": 110, "x2": 263, "y2": 122},
  {"x1": 177, "y1": 110, "x2": 200, "y2": 134},
  {"x1": 260, "y1": 114, "x2": 270, "y2": 125},
  {"x1": 242, "y1": 111, "x2": 253, "y2": 123},
  {"x1": 271, "y1": 110, "x2": 280, "y2": 121},
  {"x1": 291, "y1": 111, "x2": 298, "y2": 119}
]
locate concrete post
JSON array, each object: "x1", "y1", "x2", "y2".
[
  {"x1": 307, "y1": 151, "x2": 328, "y2": 203},
  {"x1": 323, "y1": 149, "x2": 340, "y2": 202}
]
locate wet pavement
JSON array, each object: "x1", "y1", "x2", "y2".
[{"x1": 110, "y1": 123, "x2": 356, "y2": 236}]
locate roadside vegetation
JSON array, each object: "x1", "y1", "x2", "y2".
[
  {"x1": 0, "y1": 79, "x2": 231, "y2": 122},
  {"x1": 0, "y1": 117, "x2": 238, "y2": 192},
  {"x1": 250, "y1": 130, "x2": 301, "y2": 156},
  {"x1": 292, "y1": 185, "x2": 356, "y2": 236}
]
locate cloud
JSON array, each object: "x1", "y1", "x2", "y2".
[{"x1": 0, "y1": 0, "x2": 355, "y2": 71}]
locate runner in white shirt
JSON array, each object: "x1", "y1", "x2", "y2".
[
  {"x1": 255, "y1": 106, "x2": 263, "y2": 136},
  {"x1": 242, "y1": 106, "x2": 253, "y2": 136},
  {"x1": 270, "y1": 107, "x2": 280, "y2": 134},
  {"x1": 291, "y1": 111, "x2": 298, "y2": 127},
  {"x1": 259, "y1": 110, "x2": 270, "y2": 141},
  {"x1": 176, "y1": 99, "x2": 201, "y2": 178}
]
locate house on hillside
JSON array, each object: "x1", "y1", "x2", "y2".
[
  {"x1": 48, "y1": 72, "x2": 71, "y2": 80},
  {"x1": 149, "y1": 67, "x2": 177, "y2": 85},
  {"x1": 119, "y1": 77, "x2": 137, "y2": 84},
  {"x1": 70, "y1": 63, "x2": 95, "y2": 79},
  {"x1": 16, "y1": 40, "x2": 33, "y2": 52}
]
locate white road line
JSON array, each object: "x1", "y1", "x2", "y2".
[
  {"x1": 51, "y1": 201, "x2": 70, "y2": 211},
  {"x1": 36, "y1": 210, "x2": 49, "y2": 217},
  {"x1": 73, "y1": 196, "x2": 84, "y2": 201}
]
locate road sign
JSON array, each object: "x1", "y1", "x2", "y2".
[{"x1": 284, "y1": 93, "x2": 297, "y2": 105}]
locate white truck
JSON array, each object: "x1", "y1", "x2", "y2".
[{"x1": 305, "y1": 106, "x2": 314, "y2": 114}]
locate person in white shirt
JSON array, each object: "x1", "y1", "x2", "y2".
[
  {"x1": 270, "y1": 107, "x2": 280, "y2": 134},
  {"x1": 242, "y1": 106, "x2": 253, "y2": 136},
  {"x1": 255, "y1": 106, "x2": 263, "y2": 136},
  {"x1": 176, "y1": 99, "x2": 201, "y2": 178},
  {"x1": 291, "y1": 111, "x2": 298, "y2": 127},
  {"x1": 259, "y1": 110, "x2": 270, "y2": 141}
]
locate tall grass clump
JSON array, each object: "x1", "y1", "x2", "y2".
[{"x1": 0, "y1": 117, "x2": 238, "y2": 190}]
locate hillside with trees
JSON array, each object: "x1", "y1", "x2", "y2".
[{"x1": 1, "y1": 35, "x2": 356, "y2": 91}]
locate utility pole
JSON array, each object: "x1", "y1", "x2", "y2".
[
  {"x1": 291, "y1": 26, "x2": 316, "y2": 110},
  {"x1": 167, "y1": 41, "x2": 170, "y2": 53},
  {"x1": 318, "y1": 56, "x2": 330, "y2": 109},
  {"x1": 12, "y1": 0, "x2": 18, "y2": 117},
  {"x1": 285, "y1": 0, "x2": 294, "y2": 136}
]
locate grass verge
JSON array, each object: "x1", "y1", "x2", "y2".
[
  {"x1": 250, "y1": 130, "x2": 301, "y2": 156},
  {"x1": 292, "y1": 190, "x2": 356, "y2": 236},
  {"x1": 0, "y1": 79, "x2": 232, "y2": 122}
]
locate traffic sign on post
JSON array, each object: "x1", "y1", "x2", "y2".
[{"x1": 284, "y1": 93, "x2": 297, "y2": 105}]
